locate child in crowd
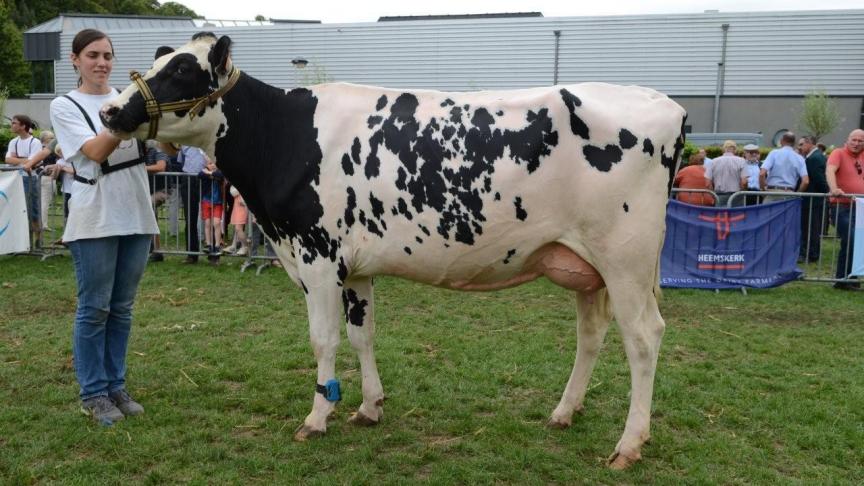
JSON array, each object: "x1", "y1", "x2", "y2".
[
  {"x1": 199, "y1": 159, "x2": 224, "y2": 262},
  {"x1": 226, "y1": 185, "x2": 249, "y2": 256}
]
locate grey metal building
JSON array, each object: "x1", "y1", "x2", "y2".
[{"x1": 13, "y1": 9, "x2": 864, "y2": 146}]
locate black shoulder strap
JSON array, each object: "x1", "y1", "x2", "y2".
[
  {"x1": 62, "y1": 95, "x2": 98, "y2": 135},
  {"x1": 62, "y1": 94, "x2": 98, "y2": 184}
]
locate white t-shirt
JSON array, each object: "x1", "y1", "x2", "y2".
[
  {"x1": 6, "y1": 135, "x2": 41, "y2": 168},
  {"x1": 50, "y1": 89, "x2": 158, "y2": 242}
]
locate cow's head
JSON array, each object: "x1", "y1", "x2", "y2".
[{"x1": 100, "y1": 33, "x2": 236, "y2": 150}]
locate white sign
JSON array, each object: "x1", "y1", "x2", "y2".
[{"x1": 0, "y1": 171, "x2": 31, "y2": 254}]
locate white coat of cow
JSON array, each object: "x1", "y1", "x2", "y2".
[{"x1": 101, "y1": 34, "x2": 686, "y2": 469}]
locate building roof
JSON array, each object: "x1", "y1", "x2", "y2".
[{"x1": 25, "y1": 13, "x2": 196, "y2": 34}]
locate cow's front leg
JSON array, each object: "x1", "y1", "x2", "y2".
[
  {"x1": 294, "y1": 273, "x2": 344, "y2": 441},
  {"x1": 343, "y1": 277, "x2": 384, "y2": 426}
]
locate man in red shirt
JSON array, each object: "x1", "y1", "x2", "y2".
[{"x1": 826, "y1": 129, "x2": 864, "y2": 290}]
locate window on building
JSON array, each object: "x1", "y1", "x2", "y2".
[{"x1": 30, "y1": 61, "x2": 54, "y2": 94}]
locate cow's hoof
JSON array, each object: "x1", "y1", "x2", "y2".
[
  {"x1": 546, "y1": 417, "x2": 572, "y2": 429},
  {"x1": 293, "y1": 424, "x2": 325, "y2": 442},
  {"x1": 607, "y1": 450, "x2": 640, "y2": 470},
  {"x1": 348, "y1": 410, "x2": 379, "y2": 427}
]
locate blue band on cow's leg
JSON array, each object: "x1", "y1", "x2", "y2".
[{"x1": 316, "y1": 379, "x2": 341, "y2": 402}]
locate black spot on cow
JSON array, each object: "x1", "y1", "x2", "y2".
[
  {"x1": 342, "y1": 288, "x2": 367, "y2": 327},
  {"x1": 365, "y1": 131, "x2": 383, "y2": 179},
  {"x1": 483, "y1": 177, "x2": 492, "y2": 193},
  {"x1": 442, "y1": 125, "x2": 456, "y2": 140},
  {"x1": 449, "y1": 106, "x2": 463, "y2": 124},
  {"x1": 503, "y1": 248, "x2": 516, "y2": 264},
  {"x1": 404, "y1": 246, "x2": 412, "y2": 255},
  {"x1": 300, "y1": 279, "x2": 308, "y2": 294},
  {"x1": 341, "y1": 154, "x2": 354, "y2": 176},
  {"x1": 559, "y1": 88, "x2": 589, "y2": 139},
  {"x1": 463, "y1": 104, "x2": 470, "y2": 111},
  {"x1": 494, "y1": 192, "x2": 501, "y2": 201},
  {"x1": 367, "y1": 115, "x2": 383, "y2": 129},
  {"x1": 642, "y1": 138, "x2": 655, "y2": 157},
  {"x1": 496, "y1": 110, "x2": 504, "y2": 116},
  {"x1": 514, "y1": 197, "x2": 527, "y2": 221},
  {"x1": 376, "y1": 95, "x2": 388, "y2": 111},
  {"x1": 415, "y1": 236, "x2": 423, "y2": 244},
  {"x1": 367, "y1": 219, "x2": 383, "y2": 237},
  {"x1": 583, "y1": 144, "x2": 623, "y2": 172},
  {"x1": 661, "y1": 115, "x2": 687, "y2": 195},
  {"x1": 623, "y1": 202, "x2": 629, "y2": 212},
  {"x1": 351, "y1": 138, "x2": 362, "y2": 164},
  {"x1": 358, "y1": 210, "x2": 366, "y2": 225},
  {"x1": 369, "y1": 193, "x2": 385, "y2": 220},
  {"x1": 441, "y1": 98, "x2": 455, "y2": 107},
  {"x1": 396, "y1": 197, "x2": 413, "y2": 220},
  {"x1": 216, "y1": 123, "x2": 226, "y2": 137},
  {"x1": 619, "y1": 129, "x2": 638, "y2": 150},
  {"x1": 344, "y1": 187, "x2": 357, "y2": 228},
  {"x1": 337, "y1": 258, "x2": 348, "y2": 284},
  {"x1": 419, "y1": 224, "x2": 431, "y2": 236}
]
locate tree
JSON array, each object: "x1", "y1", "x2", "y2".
[
  {"x1": 255, "y1": 14, "x2": 267, "y2": 21},
  {"x1": 799, "y1": 90, "x2": 842, "y2": 143},
  {"x1": 0, "y1": 0, "x2": 31, "y2": 96},
  {"x1": 158, "y1": 2, "x2": 199, "y2": 17}
]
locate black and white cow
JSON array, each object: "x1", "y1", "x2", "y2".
[{"x1": 102, "y1": 34, "x2": 686, "y2": 469}]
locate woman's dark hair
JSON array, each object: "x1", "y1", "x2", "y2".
[{"x1": 72, "y1": 29, "x2": 114, "y2": 57}]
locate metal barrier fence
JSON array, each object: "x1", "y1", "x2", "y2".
[{"x1": 4, "y1": 173, "x2": 860, "y2": 283}]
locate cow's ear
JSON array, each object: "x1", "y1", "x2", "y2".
[{"x1": 210, "y1": 35, "x2": 233, "y2": 75}]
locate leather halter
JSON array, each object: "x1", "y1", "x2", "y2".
[{"x1": 128, "y1": 67, "x2": 242, "y2": 139}]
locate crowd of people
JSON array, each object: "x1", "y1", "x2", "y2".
[{"x1": 672, "y1": 129, "x2": 864, "y2": 290}]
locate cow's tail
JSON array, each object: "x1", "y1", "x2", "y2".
[{"x1": 666, "y1": 113, "x2": 688, "y2": 197}]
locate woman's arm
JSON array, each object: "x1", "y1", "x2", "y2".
[{"x1": 78, "y1": 130, "x2": 122, "y2": 162}]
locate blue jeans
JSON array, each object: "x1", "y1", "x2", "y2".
[
  {"x1": 833, "y1": 205, "x2": 856, "y2": 280},
  {"x1": 68, "y1": 234, "x2": 151, "y2": 399}
]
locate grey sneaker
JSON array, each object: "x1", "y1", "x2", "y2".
[
  {"x1": 81, "y1": 396, "x2": 125, "y2": 425},
  {"x1": 109, "y1": 389, "x2": 145, "y2": 417}
]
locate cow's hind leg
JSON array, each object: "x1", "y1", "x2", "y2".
[
  {"x1": 294, "y1": 275, "x2": 343, "y2": 441},
  {"x1": 343, "y1": 277, "x2": 385, "y2": 426},
  {"x1": 549, "y1": 288, "x2": 612, "y2": 428},
  {"x1": 603, "y1": 277, "x2": 666, "y2": 470}
]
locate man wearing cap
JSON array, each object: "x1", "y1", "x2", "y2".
[
  {"x1": 797, "y1": 136, "x2": 828, "y2": 263},
  {"x1": 760, "y1": 132, "x2": 809, "y2": 202},
  {"x1": 742, "y1": 144, "x2": 762, "y2": 205},
  {"x1": 705, "y1": 140, "x2": 748, "y2": 207},
  {"x1": 826, "y1": 129, "x2": 864, "y2": 290}
]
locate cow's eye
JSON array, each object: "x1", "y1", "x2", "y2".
[{"x1": 176, "y1": 66, "x2": 185, "y2": 75}]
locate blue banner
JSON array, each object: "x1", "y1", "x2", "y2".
[
  {"x1": 852, "y1": 198, "x2": 864, "y2": 277},
  {"x1": 661, "y1": 199, "x2": 803, "y2": 289}
]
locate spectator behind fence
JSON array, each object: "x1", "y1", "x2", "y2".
[
  {"x1": 226, "y1": 184, "x2": 249, "y2": 256},
  {"x1": 760, "y1": 132, "x2": 808, "y2": 202},
  {"x1": 144, "y1": 140, "x2": 168, "y2": 262},
  {"x1": 673, "y1": 153, "x2": 715, "y2": 206},
  {"x1": 705, "y1": 140, "x2": 748, "y2": 207},
  {"x1": 49, "y1": 28, "x2": 158, "y2": 424},
  {"x1": 27, "y1": 130, "x2": 59, "y2": 232},
  {"x1": 797, "y1": 136, "x2": 829, "y2": 263},
  {"x1": 4, "y1": 114, "x2": 43, "y2": 244},
  {"x1": 200, "y1": 158, "x2": 224, "y2": 263},
  {"x1": 742, "y1": 144, "x2": 763, "y2": 205},
  {"x1": 699, "y1": 148, "x2": 713, "y2": 172},
  {"x1": 177, "y1": 145, "x2": 207, "y2": 263},
  {"x1": 826, "y1": 129, "x2": 864, "y2": 290},
  {"x1": 44, "y1": 143, "x2": 74, "y2": 220}
]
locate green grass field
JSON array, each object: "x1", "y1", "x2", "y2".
[{"x1": 1, "y1": 254, "x2": 862, "y2": 484}]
